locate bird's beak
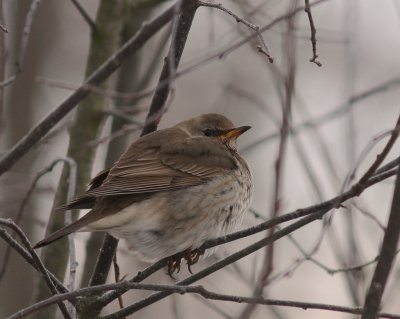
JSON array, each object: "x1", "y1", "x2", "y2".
[{"x1": 221, "y1": 126, "x2": 251, "y2": 140}]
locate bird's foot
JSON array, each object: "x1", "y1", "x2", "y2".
[
  {"x1": 167, "y1": 247, "x2": 205, "y2": 276},
  {"x1": 167, "y1": 255, "x2": 182, "y2": 277},
  {"x1": 184, "y1": 247, "x2": 205, "y2": 274}
]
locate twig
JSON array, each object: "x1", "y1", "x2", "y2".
[
  {"x1": 0, "y1": 0, "x2": 42, "y2": 88},
  {"x1": 68, "y1": 0, "x2": 96, "y2": 31},
  {"x1": 61, "y1": 158, "x2": 78, "y2": 319},
  {"x1": 353, "y1": 115, "x2": 400, "y2": 194},
  {"x1": 362, "y1": 152, "x2": 400, "y2": 318},
  {"x1": 329, "y1": 250, "x2": 400, "y2": 275},
  {"x1": 0, "y1": 226, "x2": 68, "y2": 295},
  {"x1": 304, "y1": 0, "x2": 322, "y2": 66},
  {"x1": 141, "y1": 1, "x2": 198, "y2": 136},
  {"x1": 6, "y1": 281, "x2": 400, "y2": 319},
  {"x1": 18, "y1": 0, "x2": 41, "y2": 70},
  {"x1": 243, "y1": 76, "x2": 400, "y2": 154},
  {"x1": 112, "y1": 254, "x2": 125, "y2": 311},
  {"x1": 0, "y1": 158, "x2": 74, "y2": 285},
  {"x1": 198, "y1": 1, "x2": 273, "y2": 62},
  {"x1": 0, "y1": 219, "x2": 71, "y2": 319},
  {"x1": 344, "y1": 128, "x2": 400, "y2": 189}
]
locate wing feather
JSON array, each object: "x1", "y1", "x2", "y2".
[{"x1": 82, "y1": 132, "x2": 237, "y2": 198}]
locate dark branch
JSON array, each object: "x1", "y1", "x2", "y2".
[
  {"x1": 304, "y1": 0, "x2": 322, "y2": 66},
  {"x1": 7, "y1": 281, "x2": 400, "y2": 319},
  {"x1": 362, "y1": 151, "x2": 400, "y2": 316}
]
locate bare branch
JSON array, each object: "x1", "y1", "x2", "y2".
[
  {"x1": 0, "y1": 158, "x2": 75, "y2": 285},
  {"x1": 304, "y1": 0, "x2": 322, "y2": 66},
  {"x1": 198, "y1": 1, "x2": 273, "y2": 62},
  {"x1": 362, "y1": 151, "x2": 400, "y2": 317},
  {"x1": 0, "y1": 219, "x2": 71, "y2": 319},
  {"x1": 0, "y1": 0, "x2": 42, "y2": 88},
  {"x1": 6, "y1": 281, "x2": 400, "y2": 319},
  {"x1": 68, "y1": 0, "x2": 96, "y2": 31},
  {"x1": 0, "y1": 226, "x2": 68, "y2": 295}
]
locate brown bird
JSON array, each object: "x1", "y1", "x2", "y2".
[{"x1": 34, "y1": 113, "x2": 253, "y2": 272}]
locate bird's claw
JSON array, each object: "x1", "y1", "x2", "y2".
[
  {"x1": 167, "y1": 256, "x2": 182, "y2": 277},
  {"x1": 167, "y1": 247, "x2": 205, "y2": 276}
]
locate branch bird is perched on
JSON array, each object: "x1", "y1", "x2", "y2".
[{"x1": 34, "y1": 113, "x2": 253, "y2": 274}]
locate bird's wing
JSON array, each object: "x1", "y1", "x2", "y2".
[{"x1": 84, "y1": 135, "x2": 237, "y2": 197}]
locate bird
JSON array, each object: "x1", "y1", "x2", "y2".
[{"x1": 34, "y1": 113, "x2": 253, "y2": 273}]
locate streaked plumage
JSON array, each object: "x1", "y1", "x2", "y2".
[{"x1": 34, "y1": 113, "x2": 253, "y2": 264}]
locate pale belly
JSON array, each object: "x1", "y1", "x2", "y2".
[{"x1": 87, "y1": 173, "x2": 253, "y2": 261}]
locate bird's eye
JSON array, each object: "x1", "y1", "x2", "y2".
[{"x1": 202, "y1": 128, "x2": 218, "y2": 136}]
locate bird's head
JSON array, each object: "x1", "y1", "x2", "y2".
[{"x1": 176, "y1": 113, "x2": 251, "y2": 149}]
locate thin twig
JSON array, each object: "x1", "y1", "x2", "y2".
[
  {"x1": 198, "y1": 1, "x2": 273, "y2": 62},
  {"x1": 0, "y1": 219, "x2": 71, "y2": 319},
  {"x1": 112, "y1": 254, "x2": 125, "y2": 311},
  {"x1": 7, "y1": 281, "x2": 400, "y2": 319},
  {"x1": 68, "y1": 0, "x2": 96, "y2": 31},
  {"x1": 61, "y1": 158, "x2": 78, "y2": 318},
  {"x1": 243, "y1": 76, "x2": 400, "y2": 154},
  {"x1": 304, "y1": 0, "x2": 322, "y2": 66},
  {"x1": 362, "y1": 152, "x2": 400, "y2": 318},
  {"x1": 18, "y1": 0, "x2": 42, "y2": 70},
  {"x1": 0, "y1": 159, "x2": 74, "y2": 285},
  {"x1": 0, "y1": 226, "x2": 68, "y2": 295},
  {"x1": 0, "y1": 0, "x2": 42, "y2": 88}
]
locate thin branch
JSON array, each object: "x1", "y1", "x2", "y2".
[
  {"x1": 18, "y1": 0, "x2": 41, "y2": 70},
  {"x1": 243, "y1": 76, "x2": 400, "y2": 154},
  {"x1": 304, "y1": 0, "x2": 322, "y2": 66},
  {"x1": 354, "y1": 115, "x2": 400, "y2": 194},
  {"x1": 61, "y1": 158, "x2": 78, "y2": 318},
  {"x1": 0, "y1": 0, "x2": 42, "y2": 88},
  {"x1": 362, "y1": 152, "x2": 400, "y2": 318},
  {"x1": 0, "y1": 159, "x2": 74, "y2": 285},
  {"x1": 198, "y1": 1, "x2": 273, "y2": 62},
  {"x1": 0, "y1": 226, "x2": 68, "y2": 296},
  {"x1": 68, "y1": 0, "x2": 96, "y2": 31},
  {"x1": 6, "y1": 282, "x2": 400, "y2": 319},
  {"x1": 0, "y1": 219, "x2": 71, "y2": 319},
  {"x1": 329, "y1": 250, "x2": 400, "y2": 275},
  {"x1": 112, "y1": 254, "x2": 124, "y2": 311}
]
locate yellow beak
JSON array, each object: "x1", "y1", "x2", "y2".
[{"x1": 221, "y1": 126, "x2": 251, "y2": 140}]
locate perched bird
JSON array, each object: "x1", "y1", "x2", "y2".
[{"x1": 34, "y1": 113, "x2": 253, "y2": 273}]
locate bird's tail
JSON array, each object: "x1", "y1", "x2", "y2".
[{"x1": 33, "y1": 213, "x2": 94, "y2": 249}]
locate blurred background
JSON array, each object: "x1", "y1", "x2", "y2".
[{"x1": 1, "y1": 0, "x2": 400, "y2": 318}]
